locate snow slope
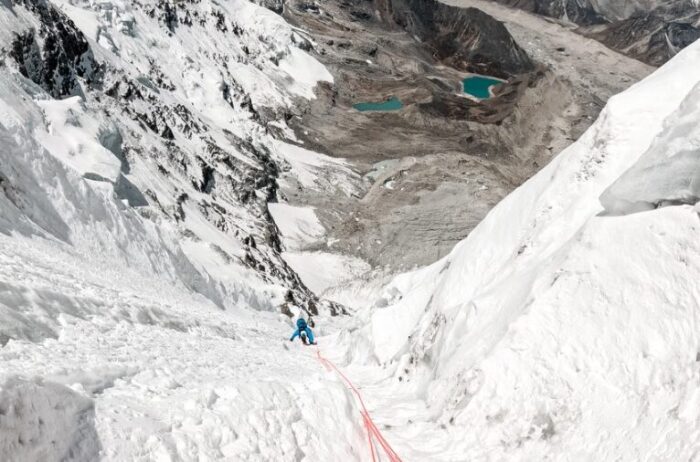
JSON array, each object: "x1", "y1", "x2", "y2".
[
  {"x1": 268, "y1": 203, "x2": 325, "y2": 250},
  {"x1": 282, "y1": 251, "x2": 372, "y2": 294},
  {"x1": 0, "y1": 233, "x2": 365, "y2": 461},
  {"x1": 350, "y1": 38, "x2": 700, "y2": 460},
  {"x1": 0, "y1": 0, "x2": 372, "y2": 460}
]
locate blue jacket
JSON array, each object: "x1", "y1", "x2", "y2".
[{"x1": 290, "y1": 318, "x2": 315, "y2": 343}]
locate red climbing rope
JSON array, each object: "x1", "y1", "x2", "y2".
[{"x1": 316, "y1": 348, "x2": 403, "y2": 462}]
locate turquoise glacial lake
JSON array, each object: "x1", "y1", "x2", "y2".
[
  {"x1": 353, "y1": 96, "x2": 404, "y2": 112},
  {"x1": 462, "y1": 76, "x2": 503, "y2": 99}
]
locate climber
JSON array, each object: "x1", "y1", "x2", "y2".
[{"x1": 290, "y1": 317, "x2": 316, "y2": 345}]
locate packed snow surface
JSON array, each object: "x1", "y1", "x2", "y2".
[{"x1": 0, "y1": 235, "x2": 364, "y2": 461}]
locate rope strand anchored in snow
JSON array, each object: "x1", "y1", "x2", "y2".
[{"x1": 315, "y1": 348, "x2": 402, "y2": 462}]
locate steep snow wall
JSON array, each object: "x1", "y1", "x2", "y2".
[
  {"x1": 363, "y1": 38, "x2": 700, "y2": 460},
  {"x1": 600, "y1": 81, "x2": 700, "y2": 214}
]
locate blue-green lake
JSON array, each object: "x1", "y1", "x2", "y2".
[
  {"x1": 462, "y1": 76, "x2": 503, "y2": 99},
  {"x1": 353, "y1": 96, "x2": 403, "y2": 112}
]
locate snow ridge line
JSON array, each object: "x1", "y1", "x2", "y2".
[{"x1": 315, "y1": 349, "x2": 402, "y2": 462}]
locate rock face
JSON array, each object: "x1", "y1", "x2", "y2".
[
  {"x1": 494, "y1": 0, "x2": 606, "y2": 24},
  {"x1": 586, "y1": 3, "x2": 700, "y2": 66},
  {"x1": 491, "y1": 0, "x2": 700, "y2": 65},
  {"x1": 9, "y1": 0, "x2": 101, "y2": 98},
  {"x1": 254, "y1": 0, "x2": 285, "y2": 14},
  {"x1": 375, "y1": 0, "x2": 535, "y2": 77}
]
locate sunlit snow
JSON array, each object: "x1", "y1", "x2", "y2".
[{"x1": 1, "y1": 0, "x2": 700, "y2": 460}]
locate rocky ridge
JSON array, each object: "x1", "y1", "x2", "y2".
[{"x1": 491, "y1": 0, "x2": 700, "y2": 65}]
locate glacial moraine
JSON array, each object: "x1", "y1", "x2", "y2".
[{"x1": 277, "y1": 0, "x2": 653, "y2": 274}]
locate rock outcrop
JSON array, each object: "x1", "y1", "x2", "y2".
[
  {"x1": 375, "y1": 0, "x2": 535, "y2": 77},
  {"x1": 9, "y1": 0, "x2": 101, "y2": 98},
  {"x1": 491, "y1": 0, "x2": 700, "y2": 65},
  {"x1": 586, "y1": 3, "x2": 700, "y2": 66}
]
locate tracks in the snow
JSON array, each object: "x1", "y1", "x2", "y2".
[{"x1": 316, "y1": 348, "x2": 403, "y2": 462}]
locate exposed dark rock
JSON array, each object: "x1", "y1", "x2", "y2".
[
  {"x1": 350, "y1": 10, "x2": 373, "y2": 21},
  {"x1": 114, "y1": 174, "x2": 149, "y2": 207},
  {"x1": 290, "y1": 32, "x2": 313, "y2": 51},
  {"x1": 374, "y1": 0, "x2": 534, "y2": 77},
  {"x1": 297, "y1": 2, "x2": 320, "y2": 14},
  {"x1": 9, "y1": 0, "x2": 101, "y2": 98},
  {"x1": 587, "y1": 8, "x2": 700, "y2": 66},
  {"x1": 200, "y1": 163, "x2": 216, "y2": 194},
  {"x1": 252, "y1": 0, "x2": 285, "y2": 14},
  {"x1": 148, "y1": 0, "x2": 178, "y2": 33},
  {"x1": 495, "y1": 0, "x2": 605, "y2": 25},
  {"x1": 212, "y1": 10, "x2": 228, "y2": 32},
  {"x1": 490, "y1": 0, "x2": 700, "y2": 65}
]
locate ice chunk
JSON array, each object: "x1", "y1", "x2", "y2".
[{"x1": 600, "y1": 82, "x2": 700, "y2": 215}]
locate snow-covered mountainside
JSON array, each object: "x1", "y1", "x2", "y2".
[
  {"x1": 2, "y1": 0, "x2": 700, "y2": 460},
  {"x1": 0, "y1": 0, "x2": 350, "y2": 318},
  {"x1": 350, "y1": 39, "x2": 700, "y2": 459}
]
